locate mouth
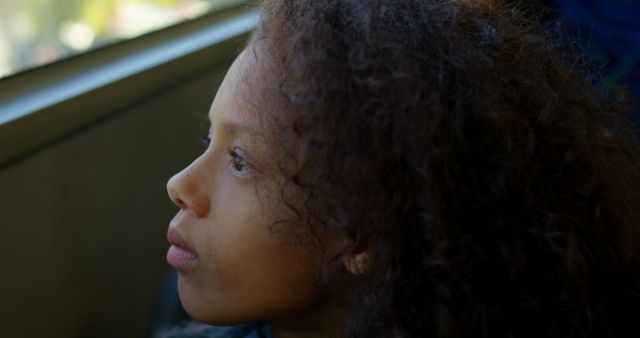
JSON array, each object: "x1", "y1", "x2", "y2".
[{"x1": 166, "y1": 228, "x2": 199, "y2": 270}]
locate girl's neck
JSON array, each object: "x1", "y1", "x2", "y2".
[{"x1": 268, "y1": 299, "x2": 348, "y2": 338}]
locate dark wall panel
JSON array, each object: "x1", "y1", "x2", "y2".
[{"x1": 0, "y1": 67, "x2": 228, "y2": 338}]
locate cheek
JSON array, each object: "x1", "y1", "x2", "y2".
[{"x1": 178, "y1": 175, "x2": 324, "y2": 325}]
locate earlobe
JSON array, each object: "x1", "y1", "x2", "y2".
[{"x1": 342, "y1": 252, "x2": 371, "y2": 275}]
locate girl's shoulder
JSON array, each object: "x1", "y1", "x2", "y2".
[{"x1": 155, "y1": 322, "x2": 273, "y2": 338}]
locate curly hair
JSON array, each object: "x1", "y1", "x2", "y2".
[{"x1": 252, "y1": 0, "x2": 640, "y2": 337}]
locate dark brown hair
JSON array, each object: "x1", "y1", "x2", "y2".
[{"x1": 254, "y1": 0, "x2": 640, "y2": 337}]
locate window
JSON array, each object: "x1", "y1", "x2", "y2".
[
  {"x1": 0, "y1": 0, "x2": 246, "y2": 79},
  {"x1": 0, "y1": 1, "x2": 258, "y2": 166}
]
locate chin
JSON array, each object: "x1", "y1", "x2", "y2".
[{"x1": 178, "y1": 290, "x2": 256, "y2": 326}]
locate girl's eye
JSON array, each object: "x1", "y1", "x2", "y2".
[
  {"x1": 228, "y1": 148, "x2": 253, "y2": 177},
  {"x1": 201, "y1": 133, "x2": 211, "y2": 147}
]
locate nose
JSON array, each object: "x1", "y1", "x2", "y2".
[{"x1": 166, "y1": 160, "x2": 211, "y2": 218}]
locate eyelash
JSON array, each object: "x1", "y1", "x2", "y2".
[
  {"x1": 228, "y1": 148, "x2": 253, "y2": 176},
  {"x1": 201, "y1": 133, "x2": 253, "y2": 176}
]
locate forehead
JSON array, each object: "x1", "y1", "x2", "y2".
[{"x1": 208, "y1": 45, "x2": 263, "y2": 130}]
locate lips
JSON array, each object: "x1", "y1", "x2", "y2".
[{"x1": 166, "y1": 228, "x2": 198, "y2": 270}]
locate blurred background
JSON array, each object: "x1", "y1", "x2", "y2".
[
  {"x1": 0, "y1": 0, "x2": 241, "y2": 78},
  {"x1": 0, "y1": 1, "x2": 252, "y2": 337}
]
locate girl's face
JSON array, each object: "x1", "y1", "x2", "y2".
[{"x1": 166, "y1": 46, "x2": 329, "y2": 326}]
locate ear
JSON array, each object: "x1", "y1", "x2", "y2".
[{"x1": 342, "y1": 251, "x2": 371, "y2": 275}]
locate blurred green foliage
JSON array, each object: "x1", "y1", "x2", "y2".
[{"x1": 0, "y1": 0, "x2": 243, "y2": 77}]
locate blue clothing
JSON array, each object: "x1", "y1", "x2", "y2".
[{"x1": 156, "y1": 322, "x2": 274, "y2": 338}]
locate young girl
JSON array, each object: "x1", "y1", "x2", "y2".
[{"x1": 163, "y1": 1, "x2": 640, "y2": 337}]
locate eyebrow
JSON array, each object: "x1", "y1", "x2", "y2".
[{"x1": 213, "y1": 117, "x2": 261, "y2": 141}]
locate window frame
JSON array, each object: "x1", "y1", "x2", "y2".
[{"x1": 0, "y1": 3, "x2": 258, "y2": 167}]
